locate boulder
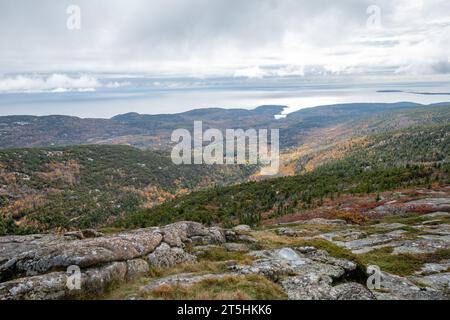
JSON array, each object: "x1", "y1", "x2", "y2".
[
  {"x1": 392, "y1": 235, "x2": 450, "y2": 255},
  {"x1": 147, "y1": 243, "x2": 196, "y2": 268},
  {"x1": 330, "y1": 283, "x2": 376, "y2": 300},
  {"x1": 371, "y1": 223, "x2": 406, "y2": 230},
  {"x1": 0, "y1": 221, "x2": 225, "y2": 299},
  {"x1": 416, "y1": 260, "x2": 450, "y2": 275},
  {"x1": 232, "y1": 225, "x2": 252, "y2": 234},
  {"x1": 126, "y1": 259, "x2": 150, "y2": 281},
  {"x1": 409, "y1": 273, "x2": 450, "y2": 292},
  {"x1": 237, "y1": 235, "x2": 257, "y2": 243},
  {"x1": 224, "y1": 243, "x2": 250, "y2": 252},
  {"x1": 281, "y1": 274, "x2": 335, "y2": 300},
  {"x1": 1, "y1": 231, "x2": 163, "y2": 277},
  {"x1": 276, "y1": 228, "x2": 304, "y2": 237},
  {"x1": 424, "y1": 212, "x2": 450, "y2": 218},
  {"x1": 0, "y1": 271, "x2": 68, "y2": 300},
  {"x1": 371, "y1": 271, "x2": 448, "y2": 300},
  {"x1": 0, "y1": 261, "x2": 128, "y2": 300},
  {"x1": 303, "y1": 218, "x2": 347, "y2": 226},
  {"x1": 81, "y1": 262, "x2": 128, "y2": 296}
]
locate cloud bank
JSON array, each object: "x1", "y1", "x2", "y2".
[
  {"x1": 0, "y1": 74, "x2": 131, "y2": 93},
  {"x1": 0, "y1": 0, "x2": 449, "y2": 79}
]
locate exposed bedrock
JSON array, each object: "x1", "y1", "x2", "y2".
[{"x1": 0, "y1": 221, "x2": 225, "y2": 300}]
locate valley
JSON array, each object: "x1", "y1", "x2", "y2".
[{"x1": 0, "y1": 101, "x2": 449, "y2": 300}]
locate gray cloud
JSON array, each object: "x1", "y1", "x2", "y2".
[{"x1": 0, "y1": 0, "x2": 449, "y2": 77}]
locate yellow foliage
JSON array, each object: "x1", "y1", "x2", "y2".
[{"x1": 334, "y1": 210, "x2": 368, "y2": 225}]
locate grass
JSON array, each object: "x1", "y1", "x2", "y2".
[
  {"x1": 252, "y1": 229, "x2": 358, "y2": 260},
  {"x1": 295, "y1": 238, "x2": 360, "y2": 262},
  {"x1": 252, "y1": 224, "x2": 345, "y2": 249},
  {"x1": 103, "y1": 272, "x2": 287, "y2": 300},
  {"x1": 147, "y1": 261, "x2": 230, "y2": 279},
  {"x1": 379, "y1": 215, "x2": 428, "y2": 225},
  {"x1": 101, "y1": 248, "x2": 254, "y2": 300},
  {"x1": 197, "y1": 247, "x2": 254, "y2": 264},
  {"x1": 148, "y1": 274, "x2": 287, "y2": 300},
  {"x1": 254, "y1": 225, "x2": 450, "y2": 278},
  {"x1": 101, "y1": 261, "x2": 229, "y2": 300},
  {"x1": 366, "y1": 212, "x2": 450, "y2": 238},
  {"x1": 358, "y1": 247, "x2": 450, "y2": 276},
  {"x1": 103, "y1": 209, "x2": 450, "y2": 299}
]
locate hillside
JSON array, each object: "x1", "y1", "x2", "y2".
[
  {"x1": 114, "y1": 124, "x2": 450, "y2": 229},
  {"x1": 0, "y1": 104, "x2": 449, "y2": 302},
  {"x1": 1, "y1": 103, "x2": 449, "y2": 235},
  {"x1": 0, "y1": 106, "x2": 285, "y2": 150},
  {"x1": 0, "y1": 145, "x2": 256, "y2": 234},
  {"x1": 276, "y1": 104, "x2": 450, "y2": 175},
  {"x1": 1, "y1": 102, "x2": 447, "y2": 151}
]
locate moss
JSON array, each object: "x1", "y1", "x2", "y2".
[
  {"x1": 358, "y1": 247, "x2": 450, "y2": 276},
  {"x1": 295, "y1": 238, "x2": 360, "y2": 262},
  {"x1": 148, "y1": 261, "x2": 231, "y2": 279}
]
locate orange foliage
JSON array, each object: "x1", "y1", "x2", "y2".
[
  {"x1": 35, "y1": 160, "x2": 80, "y2": 185},
  {"x1": 334, "y1": 210, "x2": 368, "y2": 225}
]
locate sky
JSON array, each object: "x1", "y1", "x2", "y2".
[{"x1": 0, "y1": 0, "x2": 449, "y2": 117}]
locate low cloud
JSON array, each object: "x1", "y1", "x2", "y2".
[
  {"x1": 0, "y1": 74, "x2": 100, "y2": 93},
  {"x1": 0, "y1": 74, "x2": 131, "y2": 93}
]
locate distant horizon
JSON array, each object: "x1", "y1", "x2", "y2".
[
  {"x1": 1, "y1": 100, "x2": 449, "y2": 120},
  {"x1": 1, "y1": 76, "x2": 450, "y2": 118},
  {"x1": 2, "y1": 1, "x2": 450, "y2": 118}
]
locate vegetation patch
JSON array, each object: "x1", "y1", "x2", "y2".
[
  {"x1": 334, "y1": 211, "x2": 368, "y2": 225},
  {"x1": 197, "y1": 247, "x2": 253, "y2": 264},
  {"x1": 148, "y1": 274, "x2": 287, "y2": 300},
  {"x1": 0, "y1": 145, "x2": 256, "y2": 234},
  {"x1": 114, "y1": 125, "x2": 449, "y2": 230},
  {"x1": 375, "y1": 214, "x2": 429, "y2": 226},
  {"x1": 358, "y1": 247, "x2": 450, "y2": 276}
]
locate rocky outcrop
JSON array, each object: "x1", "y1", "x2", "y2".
[
  {"x1": 147, "y1": 243, "x2": 196, "y2": 268},
  {"x1": 230, "y1": 247, "x2": 374, "y2": 300},
  {"x1": 2, "y1": 214, "x2": 449, "y2": 300},
  {"x1": 139, "y1": 246, "x2": 375, "y2": 301},
  {"x1": 372, "y1": 271, "x2": 448, "y2": 300},
  {"x1": 275, "y1": 227, "x2": 305, "y2": 237},
  {"x1": 225, "y1": 225, "x2": 257, "y2": 243},
  {"x1": 0, "y1": 221, "x2": 225, "y2": 300},
  {"x1": 316, "y1": 212, "x2": 450, "y2": 300},
  {"x1": 223, "y1": 243, "x2": 250, "y2": 252},
  {"x1": 374, "y1": 198, "x2": 450, "y2": 216}
]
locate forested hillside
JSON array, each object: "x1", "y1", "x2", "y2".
[
  {"x1": 276, "y1": 104, "x2": 450, "y2": 175},
  {"x1": 0, "y1": 145, "x2": 256, "y2": 234},
  {"x1": 115, "y1": 124, "x2": 450, "y2": 229},
  {"x1": 1, "y1": 104, "x2": 449, "y2": 235}
]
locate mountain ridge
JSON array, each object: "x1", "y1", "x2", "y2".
[{"x1": 1, "y1": 102, "x2": 448, "y2": 150}]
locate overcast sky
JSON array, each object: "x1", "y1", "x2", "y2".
[{"x1": 0, "y1": 0, "x2": 449, "y2": 115}]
